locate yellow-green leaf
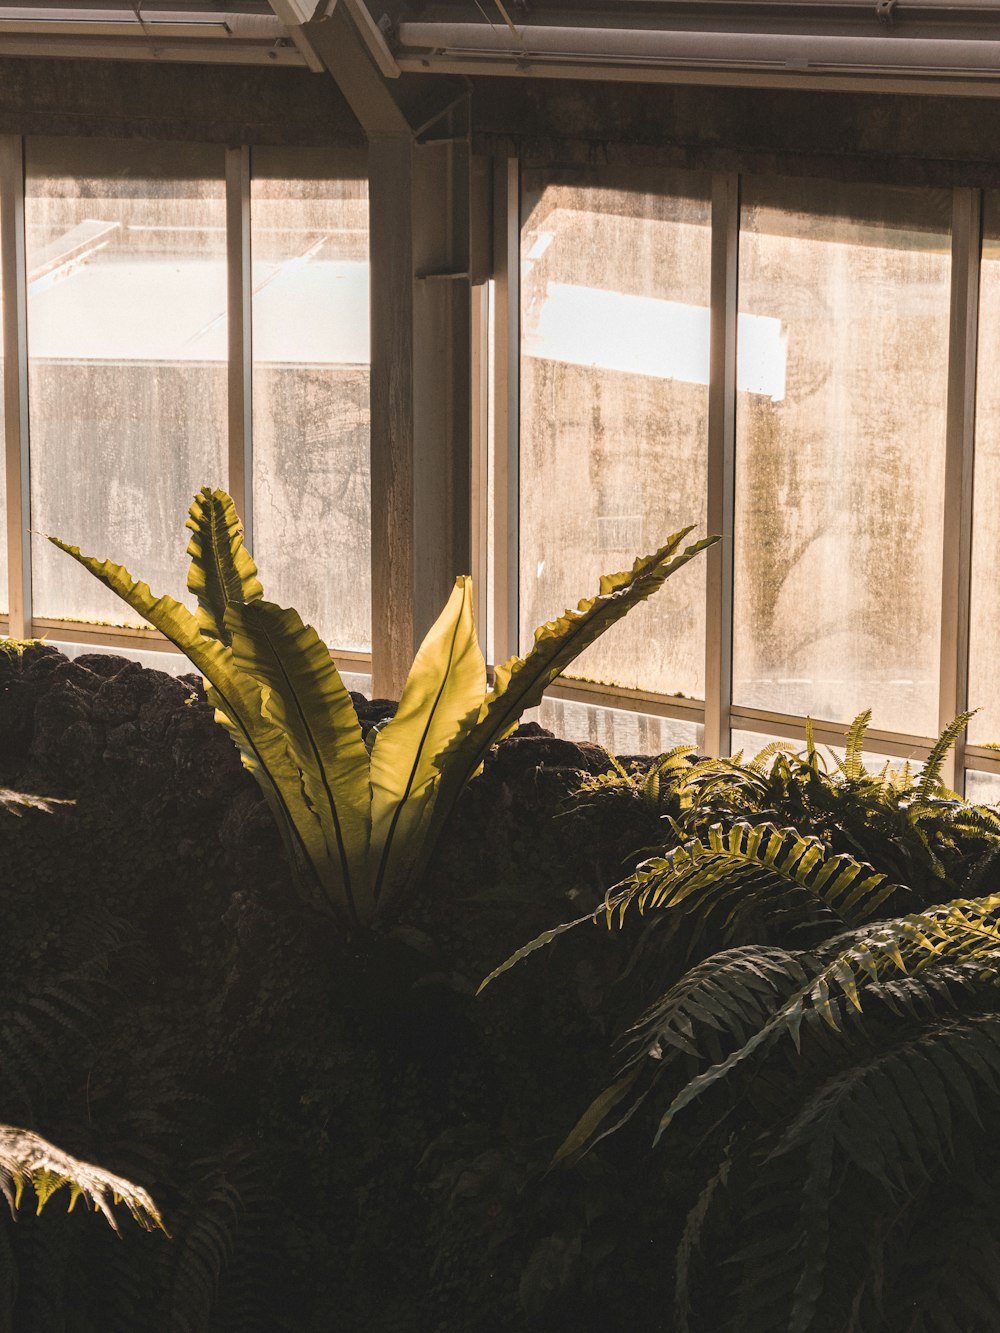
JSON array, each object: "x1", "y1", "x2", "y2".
[
  {"x1": 439, "y1": 530, "x2": 718, "y2": 811},
  {"x1": 47, "y1": 537, "x2": 332, "y2": 914},
  {"x1": 226, "y1": 599, "x2": 373, "y2": 924},
  {"x1": 369, "y1": 576, "x2": 486, "y2": 910},
  {"x1": 185, "y1": 487, "x2": 263, "y2": 646}
]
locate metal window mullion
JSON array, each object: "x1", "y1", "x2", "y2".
[
  {"x1": 704, "y1": 173, "x2": 739, "y2": 758},
  {"x1": 491, "y1": 155, "x2": 519, "y2": 664},
  {"x1": 470, "y1": 281, "x2": 490, "y2": 650},
  {"x1": 0, "y1": 136, "x2": 30, "y2": 640},
  {"x1": 939, "y1": 186, "x2": 982, "y2": 793},
  {"x1": 225, "y1": 144, "x2": 253, "y2": 551}
]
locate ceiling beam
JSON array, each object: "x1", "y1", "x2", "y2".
[{"x1": 292, "y1": 1, "x2": 412, "y2": 134}]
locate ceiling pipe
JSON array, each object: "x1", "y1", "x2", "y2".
[
  {"x1": 396, "y1": 21, "x2": 1000, "y2": 80},
  {"x1": 0, "y1": 9, "x2": 287, "y2": 35}
]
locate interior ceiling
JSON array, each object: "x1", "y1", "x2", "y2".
[
  {"x1": 0, "y1": 0, "x2": 998, "y2": 107},
  {"x1": 376, "y1": 0, "x2": 1000, "y2": 26},
  {"x1": 367, "y1": 0, "x2": 1000, "y2": 94},
  {"x1": 0, "y1": 0, "x2": 310, "y2": 65}
]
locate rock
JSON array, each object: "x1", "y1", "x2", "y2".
[
  {"x1": 72, "y1": 653, "x2": 134, "y2": 679},
  {"x1": 0, "y1": 644, "x2": 66, "y2": 780},
  {"x1": 486, "y1": 734, "x2": 611, "y2": 784},
  {"x1": 352, "y1": 694, "x2": 398, "y2": 732}
]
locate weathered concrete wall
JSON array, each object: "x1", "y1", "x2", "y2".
[
  {"x1": 0, "y1": 55, "x2": 365, "y2": 146},
  {"x1": 470, "y1": 78, "x2": 1000, "y2": 187}
]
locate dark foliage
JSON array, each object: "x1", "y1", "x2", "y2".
[
  {"x1": 490, "y1": 727, "x2": 1000, "y2": 1331},
  {"x1": 0, "y1": 644, "x2": 670, "y2": 1331}
]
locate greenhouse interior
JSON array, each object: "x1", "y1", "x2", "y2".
[{"x1": 1, "y1": 2, "x2": 1000, "y2": 1329}]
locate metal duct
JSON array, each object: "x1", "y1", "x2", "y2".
[{"x1": 396, "y1": 21, "x2": 1000, "y2": 78}]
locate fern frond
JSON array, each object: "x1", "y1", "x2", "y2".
[
  {"x1": 0, "y1": 789, "x2": 73, "y2": 817},
  {"x1": 622, "y1": 945, "x2": 811, "y2": 1066},
  {"x1": 167, "y1": 1147, "x2": 263, "y2": 1331},
  {"x1": 481, "y1": 822, "x2": 904, "y2": 990},
  {"x1": 840, "y1": 710, "x2": 873, "y2": 782},
  {"x1": 917, "y1": 710, "x2": 976, "y2": 802},
  {"x1": 621, "y1": 821, "x2": 899, "y2": 931},
  {"x1": 0, "y1": 1125, "x2": 163, "y2": 1233},
  {"x1": 747, "y1": 740, "x2": 796, "y2": 774},
  {"x1": 774, "y1": 1015, "x2": 1000, "y2": 1186},
  {"x1": 0, "y1": 981, "x2": 100, "y2": 1118},
  {"x1": 674, "y1": 1153, "x2": 731, "y2": 1333},
  {"x1": 654, "y1": 893, "x2": 1000, "y2": 1141}
]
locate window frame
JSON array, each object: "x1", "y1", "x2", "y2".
[
  {"x1": 4, "y1": 131, "x2": 1000, "y2": 791},
  {"x1": 490, "y1": 159, "x2": 1000, "y2": 790},
  {"x1": 0, "y1": 133, "x2": 373, "y2": 679}
]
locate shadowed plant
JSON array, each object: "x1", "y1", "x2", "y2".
[
  {"x1": 485, "y1": 720, "x2": 1000, "y2": 1331},
  {"x1": 51, "y1": 487, "x2": 717, "y2": 932},
  {"x1": 0, "y1": 788, "x2": 163, "y2": 1237}
]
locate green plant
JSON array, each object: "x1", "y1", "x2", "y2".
[
  {"x1": 51, "y1": 488, "x2": 717, "y2": 932},
  {"x1": 0, "y1": 790, "x2": 162, "y2": 1235},
  {"x1": 486, "y1": 723, "x2": 1000, "y2": 1331},
  {"x1": 0, "y1": 1123, "x2": 162, "y2": 1234}
]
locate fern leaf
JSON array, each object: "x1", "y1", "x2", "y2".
[
  {"x1": 551, "y1": 1067, "x2": 642, "y2": 1166},
  {"x1": 481, "y1": 824, "x2": 903, "y2": 992},
  {"x1": 653, "y1": 894, "x2": 1000, "y2": 1142},
  {"x1": 675, "y1": 1155, "x2": 730, "y2": 1333},
  {"x1": 917, "y1": 710, "x2": 976, "y2": 802},
  {"x1": 0, "y1": 789, "x2": 72, "y2": 817},
  {"x1": 0, "y1": 1125, "x2": 163, "y2": 1234},
  {"x1": 841, "y1": 710, "x2": 873, "y2": 782}
]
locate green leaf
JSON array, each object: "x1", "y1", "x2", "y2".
[
  {"x1": 0, "y1": 1124, "x2": 164, "y2": 1235},
  {"x1": 436, "y1": 530, "x2": 718, "y2": 831},
  {"x1": 185, "y1": 486, "x2": 263, "y2": 647},
  {"x1": 226, "y1": 598, "x2": 373, "y2": 924},
  {"x1": 478, "y1": 895, "x2": 627, "y2": 992},
  {"x1": 369, "y1": 576, "x2": 486, "y2": 911},
  {"x1": 551, "y1": 1066, "x2": 642, "y2": 1166},
  {"x1": 841, "y1": 710, "x2": 872, "y2": 782},
  {"x1": 47, "y1": 536, "x2": 332, "y2": 915},
  {"x1": 917, "y1": 709, "x2": 976, "y2": 801}
]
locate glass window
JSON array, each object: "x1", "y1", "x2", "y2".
[
  {"x1": 250, "y1": 147, "x2": 370, "y2": 652},
  {"x1": 733, "y1": 177, "x2": 952, "y2": 736},
  {"x1": 968, "y1": 194, "x2": 1000, "y2": 745},
  {"x1": 519, "y1": 168, "x2": 712, "y2": 699},
  {"x1": 535, "y1": 696, "x2": 702, "y2": 755},
  {"x1": 966, "y1": 769, "x2": 1000, "y2": 804},
  {"x1": 730, "y1": 728, "x2": 801, "y2": 759},
  {"x1": 26, "y1": 139, "x2": 227, "y2": 627}
]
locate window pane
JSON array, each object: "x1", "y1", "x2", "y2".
[
  {"x1": 966, "y1": 769, "x2": 1000, "y2": 804},
  {"x1": 519, "y1": 168, "x2": 712, "y2": 698},
  {"x1": 26, "y1": 139, "x2": 227, "y2": 627},
  {"x1": 733, "y1": 177, "x2": 951, "y2": 735},
  {"x1": 730, "y1": 728, "x2": 801, "y2": 759},
  {"x1": 535, "y1": 696, "x2": 702, "y2": 755},
  {"x1": 968, "y1": 194, "x2": 1000, "y2": 744},
  {"x1": 251, "y1": 148, "x2": 370, "y2": 652}
]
